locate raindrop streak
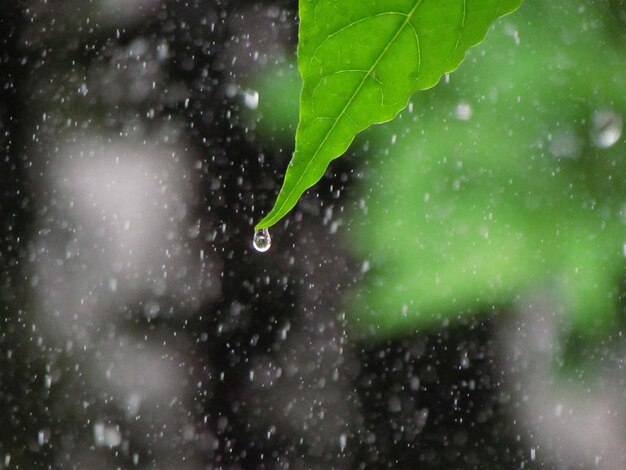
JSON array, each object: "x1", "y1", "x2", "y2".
[
  {"x1": 339, "y1": 433, "x2": 347, "y2": 452},
  {"x1": 253, "y1": 228, "x2": 271, "y2": 252}
]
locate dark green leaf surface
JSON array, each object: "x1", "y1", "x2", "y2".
[{"x1": 256, "y1": 0, "x2": 522, "y2": 229}]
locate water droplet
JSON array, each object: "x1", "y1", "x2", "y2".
[
  {"x1": 93, "y1": 422, "x2": 122, "y2": 448},
  {"x1": 504, "y1": 24, "x2": 520, "y2": 45},
  {"x1": 38, "y1": 429, "x2": 49, "y2": 446},
  {"x1": 455, "y1": 102, "x2": 472, "y2": 120},
  {"x1": 339, "y1": 433, "x2": 347, "y2": 452},
  {"x1": 459, "y1": 350, "x2": 470, "y2": 369},
  {"x1": 591, "y1": 109, "x2": 622, "y2": 148},
  {"x1": 547, "y1": 129, "x2": 581, "y2": 159},
  {"x1": 360, "y1": 260, "x2": 370, "y2": 273},
  {"x1": 253, "y1": 228, "x2": 271, "y2": 252},
  {"x1": 388, "y1": 396, "x2": 402, "y2": 413},
  {"x1": 243, "y1": 89, "x2": 259, "y2": 110},
  {"x1": 142, "y1": 299, "x2": 160, "y2": 319}
]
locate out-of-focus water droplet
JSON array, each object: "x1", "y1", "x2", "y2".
[
  {"x1": 591, "y1": 109, "x2": 622, "y2": 148},
  {"x1": 156, "y1": 41, "x2": 169, "y2": 61},
  {"x1": 339, "y1": 433, "x2": 347, "y2": 452},
  {"x1": 253, "y1": 228, "x2": 271, "y2": 252},
  {"x1": 38, "y1": 429, "x2": 49, "y2": 446},
  {"x1": 388, "y1": 395, "x2": 402, "y2": 413},
  {"x1": 143, "y1": 299, "x2": 160, "y2": 319},
  {"x1": 504, "y1": 23, "x2": 520, "y2": 45},
  {"x1": 455, "y1": 102, "x2": 472, "y2": 120},
  {"x1": 547, "y1": 129, "x2": 581, "y2": 159},
  {"x1": 94, "y1": 422, "x2": 122, "y2": 448},
  {"x1": 126, "y1": 393, "x2": 142, "y2": 418},
  {"x1": 243, "y1": 89, "x2": 259, "y2": 110},
  {"x1": 360, "y1": 260, "x2": 370, "y2": 273},
  {"x1": 460, "y1": 351, "x2": 470, "y2": 369}
]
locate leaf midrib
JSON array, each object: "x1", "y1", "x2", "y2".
[{"x1": 261, "y1": 0, "x2": 423, "y2": 228}]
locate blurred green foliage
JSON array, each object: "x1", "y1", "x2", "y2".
[
  {"x1": 254, "y1": 62, "x2": 301, "y2": 142},
  {"x1": 252, "y1": 2, "x2": 626, "y2": 339},
  {"x1": 353, "y1": 2, "x2": 626, "y2": 337}
]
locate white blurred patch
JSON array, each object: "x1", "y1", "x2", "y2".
[
  {"x1": 24, "y1": 0, "x2": 163, "y2": 46},
  {"x1": 29, "y1": 133, "x2": 213, "y2": 468},
  {"x1": 95, "y1": 0, "x2": 162, "y2": 27},
  {"x1": 92, "y1": 334, "x2": 188, "y2": 410},
  {"x1": 497, "y1": 293, "x2": 626, "y2": 469},
  {"x1": 93, "y1": 422, "x2": 122, "y2": 448},
  {"x1": 30, "y1": 133, "x2": 219, "y2": 345}
]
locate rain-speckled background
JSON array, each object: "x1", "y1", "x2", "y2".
[{"x1": 2, "y1": 1, "x2": 626, "y2": 468}]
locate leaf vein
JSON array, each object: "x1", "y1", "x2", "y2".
[
  {"x1": 309, "y1": 11, "x2": 408, "y2": 67},
  {"x1": 266, "y1": 1, "x2": 424, "y2": 226}
]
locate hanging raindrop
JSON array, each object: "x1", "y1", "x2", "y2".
[{"x1": 253, "y1": 228, "x2": 271, "y2": 252}]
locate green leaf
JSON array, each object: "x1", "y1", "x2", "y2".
[{"x1": 256, "y1": 0, "x2": 523, "y2": 229}]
